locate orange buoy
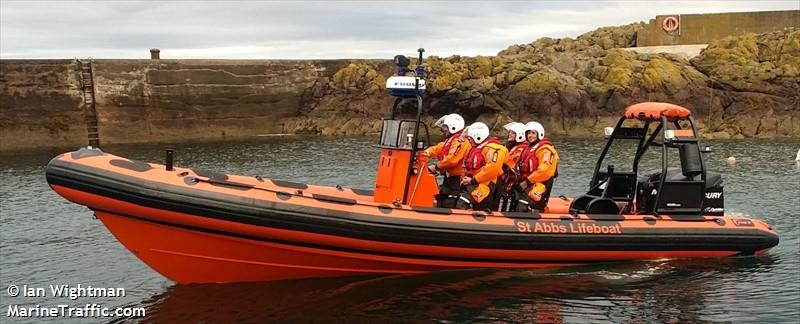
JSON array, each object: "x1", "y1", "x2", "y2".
[{"x1": 662, "y1": 16, "x2": 679, "y2": 33}]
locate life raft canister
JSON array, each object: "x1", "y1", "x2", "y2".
[{"x1": 662, "y1": 16, "x2": 679, "y2": 33}]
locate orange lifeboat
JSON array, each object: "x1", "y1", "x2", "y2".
[{"x1": 45, "y1": 146, "x2": 778, "y2": 284}]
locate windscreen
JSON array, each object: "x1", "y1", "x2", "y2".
[{"x1": 380, "y1": 120, "x2": 416, "y2": 148}]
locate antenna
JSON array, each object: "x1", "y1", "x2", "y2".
[{"x1": 415, "y1": 48, "x2": 425, "y2": 78}]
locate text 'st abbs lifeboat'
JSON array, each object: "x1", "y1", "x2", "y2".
[{"x1": 46, "y1": 49, "x2": 779, "y2": 284}]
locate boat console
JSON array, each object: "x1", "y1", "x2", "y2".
[{"x1": 373, "y1": 49, "x2": 440, "y2": 207}]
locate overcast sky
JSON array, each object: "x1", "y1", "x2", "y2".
[{"x1": 1, "y1": 1, "x2": 797, "y2": 59}]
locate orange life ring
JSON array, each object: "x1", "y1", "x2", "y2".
[{"x1": 662, "y1": 16, "x2": 679, "y2": 33}]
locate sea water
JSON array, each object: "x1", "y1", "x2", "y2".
[{"x1": 1, "y1": 137, "x2": 798, "y2": 323}]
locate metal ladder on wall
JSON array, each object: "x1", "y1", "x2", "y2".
[{"x1": 78, "y1": 59, "x2": 100, "y2": 147}]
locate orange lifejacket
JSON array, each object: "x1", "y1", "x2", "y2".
[
  {"x1": 501, "y1": 141, "x2": 529, "y2": 191},
  {"x1": 425, "y1": 130, "x2": 471, "y2": 177},
  {"x1": 437, "y1": 130, "x2": 463, "y2": 160},
  {"x1": 464, "y1": 137, "x2": 508, "y2": 184},
  {"x1": 517, "y1": 138, "x2": 559, "y2": 184},
  {"x1": 463, "y1": 137, "x2": 508, "y2": 204},
  {"x1": 505, "y1": 142, "x2": 529, "y2": 170}
]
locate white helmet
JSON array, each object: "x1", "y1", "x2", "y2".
[
  {"x1": 503, "y1": 122, "x2": 526, "y2": 143},
  {"x1": 467, "y1": 122, "x2": 490, "y2": 144},
  {"x1": 434, "y1": 114, "x2": 465, "y2": 134},
  {"x1": 525, "y1": 121, "x2": 545, "y2": 139}
]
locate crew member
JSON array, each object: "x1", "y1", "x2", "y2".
[
  {"x1": 457, "y1": 122, "x2": 508, "y2": 211},
  {"x1": 502, "y1": 122, "x2": 529, "y2": 170},
  {"x1": 499, "y1": 122, "x2": 529, "y2": 211},
  {"x1": 425, "y1": 114, "x2": 471, "y2": 207},
  {"x1": 503, "y1": 122, "x2": 523, "y2": 149},
  {"x1": 515, "y1": 121, "x2": 559, "y2": 211}
]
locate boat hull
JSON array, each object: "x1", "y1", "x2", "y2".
[{"x1": 96, "y1": 210, "x2": 583, "y2": 284}]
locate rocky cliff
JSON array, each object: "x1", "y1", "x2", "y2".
[{"x1": 306, "y1": 24, "x2": 798, "y2": 139}]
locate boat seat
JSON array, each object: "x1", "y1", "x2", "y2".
[
  {"x1": 569, "y1": 195, "x2": 621, "y2": 215},
  {"x1": 569, "y1": 195, "x2": 594, "y2": 214},
  {"x1": 602, "y1": 172, "x2": 637, "y2": 202},
  {"x1": 570, "y1": 167, "x2": 633, "y2": 215},
  {"x1": 585, "y1": 197, "x2": 620, "y2": 214}
]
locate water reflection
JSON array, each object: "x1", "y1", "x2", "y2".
[{"x1": 137, "y1": 257, "x2": 780, "y2": 323}]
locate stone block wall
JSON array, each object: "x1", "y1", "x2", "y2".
[
  {"x1": 0, "y1": 59, "x2": 368, "y2": 150},
  {"x1": 0, "y1": 60, "x2": 86, "y2": 151},
  {"x1": 637, "y1": 10, "x2": 799, "y2": 46}
]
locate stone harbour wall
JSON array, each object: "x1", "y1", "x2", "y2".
[{"x1": 0, "y1": 59, "x2": 392, "y2": 150}]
